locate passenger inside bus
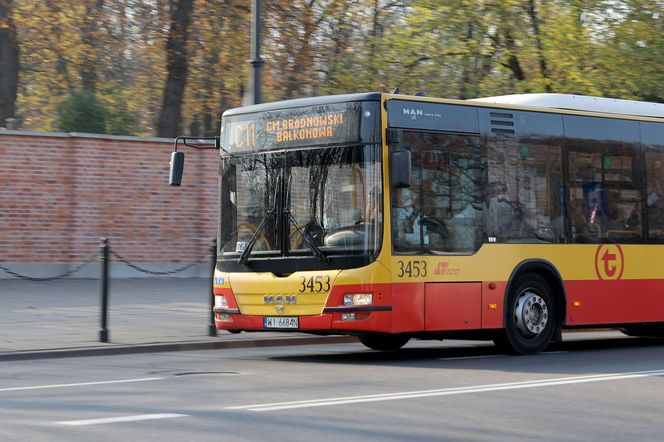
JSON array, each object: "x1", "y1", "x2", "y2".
[
  {"x1": 395, "y1": 188, "x2": 420, "y2": 245},
  {"x1": 361, "y1": 187, "x2": 380, "y2": 225},
  {"x1": 567, "y1": 198, "x2": 591, "y2": 241},
  {"x1": 604, "y1": 201, "x2": 626, "y2": 231},
  {"x1": 484, "y1": 182, "x2": 516, "y2": 240},
  {"x1": 570, "y1": 189, "x2": 643, "y2": 242},
  {"x1": 604, "y1": 193, "x2": 642, "y2": 240},
  {"x1": 646, "y1": 190, "x2": 664, "y2": 239}
]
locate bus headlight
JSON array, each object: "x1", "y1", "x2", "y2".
[
  {"x1": 215, "y1": 295, "x2": 229, "y2": 308},
  {"x1": 343, "y1": 293, "x2": 372, "y2": 306}
]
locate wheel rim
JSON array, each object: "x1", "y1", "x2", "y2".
[{"x1": 514, "y1": 289, "x2": 549, "y2": 338}]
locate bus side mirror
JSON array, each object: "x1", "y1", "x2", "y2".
[
  {"x1": 390, "y1": 149, "x2": 411, "y2": 188},
  {"x1": 169, "y1": 151, "x2": 185, "y2": 186}
]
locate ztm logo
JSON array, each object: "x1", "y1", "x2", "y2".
[{"x1": 594, "y1": 244, "x2": 625, "y2": 280}]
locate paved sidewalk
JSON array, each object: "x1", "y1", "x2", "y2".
[{"x1": 0, "y1": 278, "x2": 355, "y2": 360}]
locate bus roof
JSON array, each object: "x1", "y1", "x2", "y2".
[
  {"x1": 469, "y1": 93, "x2": 664, "y2": 119},
  {"x1": 222, "y1": 92, "x2": 381, "y2": 117}
]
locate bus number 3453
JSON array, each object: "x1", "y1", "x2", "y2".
[
  {"x1": 397, "y1": 260, "x2": 428, "y2": 278},
  {"x1": 299, "y1": 275, "x2": 331, "y2": 293}
]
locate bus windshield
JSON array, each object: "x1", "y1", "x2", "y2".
[{"x1": 219, "y1": 145, "x2": 382, "y2": 266}]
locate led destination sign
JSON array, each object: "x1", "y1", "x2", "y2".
[
  {"x1": 222, "y1": 103, "x2": 362, "y2": 152},
  {"x1": 267, "y1": 113, "x2": 345, "y2": 142}
]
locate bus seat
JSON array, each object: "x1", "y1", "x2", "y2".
[
  {"x1": 585, "y1": 223, "x2": 602, "y2": 239},
  {"x1": 606, "y1": 229, "x2": 640, "y2": 239}
]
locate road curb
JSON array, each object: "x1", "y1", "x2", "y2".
[{"x1": 0, "y1": 335, "x2": 359, "y2": 361}]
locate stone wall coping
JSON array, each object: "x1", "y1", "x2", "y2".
[{"x1": 0, "y1": 129, "x2": 174, "y2": 144}]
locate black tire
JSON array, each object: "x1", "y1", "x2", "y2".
[
  {"x1": 358, "y1": 334, "x2": 410, "y2": 351},
  {"x1": 494, "y1": 273, "x2": 557, "y2": 355}
]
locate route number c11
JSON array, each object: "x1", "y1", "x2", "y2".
[{"x1": 397, "y1": 260, "x2": 428, "y2": 278}]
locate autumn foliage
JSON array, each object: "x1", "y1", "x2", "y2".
[{"x1": 1, "y1": 0, "x2": 663, "y2": 136}]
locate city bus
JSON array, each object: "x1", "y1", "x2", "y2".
[{"x1": 169, "y1": 92, "x2": 664, "y2": 354}]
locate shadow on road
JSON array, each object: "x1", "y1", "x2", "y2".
[{"x1": 269, "y1": 335, "x2": 664, "y2": 368}]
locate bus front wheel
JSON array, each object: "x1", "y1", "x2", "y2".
[
  {"x1": 358, "y1": 334, "x2": 410, "y2": 351},
  {"x1": 495, "y1": 273, "x2": 557, "y2": 355}
]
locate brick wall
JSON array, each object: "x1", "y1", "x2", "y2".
[{"x1": 0, "y1": 131, "x2": 218, "y2": 278}]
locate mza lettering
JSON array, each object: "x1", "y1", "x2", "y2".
[{"x1": 433, "y1": 261, "x2": 460, "y2": 276}]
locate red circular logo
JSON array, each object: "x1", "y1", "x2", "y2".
[{"x1": 594, "y1": 244, "x2": 625, "y2": 280}]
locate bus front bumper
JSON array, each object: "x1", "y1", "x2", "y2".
[{"x1": 213, "y1": 305, "x2": 394, "y2": 334}]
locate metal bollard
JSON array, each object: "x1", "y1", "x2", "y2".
[
  {"x1": 99, "y1": 237, "x2": 110, "y2": 342},
  {"x1": 208, "y1": 238, "x2": 218, "y2": 337}
]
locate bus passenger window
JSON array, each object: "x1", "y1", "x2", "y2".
[
  {"x1": 646, "y1": 150, "x2": 664, "y2": 242},
  {"x1": 485, "y1": 134, "x2": 562, "y2": 243},
  {"x1": 566, "y1": 152, "x2": 642, "y2": 243}
]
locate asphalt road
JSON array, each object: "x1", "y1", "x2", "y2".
[{"x1": 1, "y1": 332, "x2": 664, "y2": 442}]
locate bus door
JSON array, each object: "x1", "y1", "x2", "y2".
[
  {"x1": 391, "y1": 131, "x2": 484, "y2": 254},
  {"x1": 391, "y1": 130, "x2": 484, "y2": 331}
]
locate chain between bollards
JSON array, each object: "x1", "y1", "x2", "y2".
[
  {"x1": 99, "y1": 237, "x2": 110, "y2": 342},
  {"x1": 208, "y1": 238, "x2": 218, "y2": 337},
  {"x1": 97, "y1": 236, "x2": 215, "y2": 342}
]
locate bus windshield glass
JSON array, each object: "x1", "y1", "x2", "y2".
[{"x1": 219, "y1": 145, "x2": 382, "y2": 264}]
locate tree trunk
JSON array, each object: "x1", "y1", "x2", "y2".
[
  {"x1": 80, "y1": 0, "x2": 105, "y2": 93},
  {"x1": 0, "y1": 0, "x2": 19, "y2": 127},
  {"x1": 503, "y1": 31, "x2": 527, "y2": 83},
  {"x1": 458, "y1": 21, "x2": 475, "y2": 100},
  {"x1": 525, "y1": 0, "x2": 552, "y2": 92},
  {"x1": 157, "y1": 0, "x2": 194, "y2": 138}
]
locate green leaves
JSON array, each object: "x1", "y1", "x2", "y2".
[
  {"x1": 56, "y1": 90, "x2": 106, "y2": 134},
  {"x1": 56, "y1": 88, "x2": 140, "y2": 135}
]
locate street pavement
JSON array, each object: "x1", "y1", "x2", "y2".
[{"x1": 0, "y1": 278, "x2": 355, "y2": 361}]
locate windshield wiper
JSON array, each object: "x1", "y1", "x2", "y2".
[
  {"x1": 238, "y1": 175, "x2": 281, "y2": 265},
  {"x1": 239, "y1": 171, "x2": 329, "y2": 264},
  {"x1": 284, "y1": 174, "x2": 328, "y2": 263},
  {"x1": 286, "y1": 212, "x2": 328, "y2": 263}
]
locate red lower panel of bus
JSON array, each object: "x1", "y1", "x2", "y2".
[
  {"x1": 214, "y1": 282, "x2": 508, "y2": 334},
  {"x1": 216, "y1": 277, "x2": 664, "y2": 333},
  {"x1": 564, "y1": 279, "x2": 664, "y2": 326}
]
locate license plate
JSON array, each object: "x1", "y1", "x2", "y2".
[{"x1": 264, "y1": 316, "x2": 299, "y2": 329}]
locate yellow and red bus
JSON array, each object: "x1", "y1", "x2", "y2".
[{"x1": 171, "y1": 92, "x2": 664, "y2": 354}]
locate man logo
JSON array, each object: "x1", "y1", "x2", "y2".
[
  {"x1": 264, "y1": 295, "x2": 296, "y2": 304},
  {"x1": 402, "y1": 108, "x2": 423, "y2": 117}
]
